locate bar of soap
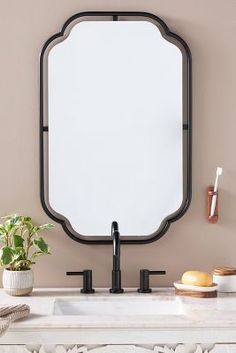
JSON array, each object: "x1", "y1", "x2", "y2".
[{"x1": 181, "y1": 271, "x2": 213, "y2": 287}]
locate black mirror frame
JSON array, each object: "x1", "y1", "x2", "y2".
[{"x1": 40, "y1": 11, "x2": 192, "y2": 245}]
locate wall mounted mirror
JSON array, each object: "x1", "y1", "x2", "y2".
[{"x1": 40, "y1": 12, "x2": 191, "y2": 244}]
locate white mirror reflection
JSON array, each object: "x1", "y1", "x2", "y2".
[{"x1": 47, "y1": 20, "x2": 183, "y2": 237}]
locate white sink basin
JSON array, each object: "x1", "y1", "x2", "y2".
[{"x1": 53, "y1": 297, "x2": 183, "y2": 316}]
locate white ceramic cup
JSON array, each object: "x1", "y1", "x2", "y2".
[{"x1": 213, "y1": 274, "x2": 236, "y2": 292}]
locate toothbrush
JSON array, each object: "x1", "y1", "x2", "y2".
[{"x1": 210, "y1": 167, "x2": 223, "y2": 217}]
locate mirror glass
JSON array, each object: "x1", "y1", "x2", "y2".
[{"x1": 41, "y1": 14, "x2": 191, "y2": 243}]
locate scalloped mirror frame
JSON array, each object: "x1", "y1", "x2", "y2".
[{"x1": 40, "y1": 11, "x2": 192, "y2": 245}]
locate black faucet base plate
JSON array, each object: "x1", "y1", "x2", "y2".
[
  {"x1": 109, "y1": 288, "x2": 124, "y2": 294},
  {"x1": 137, "y1": 288, "x2": 152, "y2": 293},
  {"x1": 81, "y1": 289, "x2": 95, "y2": 294}
]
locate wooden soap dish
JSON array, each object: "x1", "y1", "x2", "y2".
[
  {"x1": 175, "y1": 288, "x2": 217, "y2": 298},
  {"x1": 174, "y1": 281, "x2": 218, "y2": 298}
]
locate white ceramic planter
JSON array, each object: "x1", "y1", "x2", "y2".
[{"x1": 2, "y1": 269, "x2": 34, "y2": 296}]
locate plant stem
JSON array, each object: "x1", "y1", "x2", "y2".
[{"x1": 26, "y1": 229, "x2": 32, "y2": 258}]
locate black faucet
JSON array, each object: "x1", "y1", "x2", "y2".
[{"x1": 109, "y1": 221, "x2": 124, "y2": 294}]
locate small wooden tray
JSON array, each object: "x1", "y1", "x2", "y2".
[{"x1": 175, "y1": 288, "x2": 217, "y2": 298}]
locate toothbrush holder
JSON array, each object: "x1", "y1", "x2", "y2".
[{"x1": 207, "y1": 186, "x2": 218, "y2": 223}]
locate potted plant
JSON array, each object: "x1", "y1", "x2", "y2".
[{"x1": 0, "y1": 214, "x2": 53, "y2": 296}]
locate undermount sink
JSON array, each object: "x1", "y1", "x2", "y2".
[{"x1": 53, "y1": 297, "x2": 183, "y2": 316}]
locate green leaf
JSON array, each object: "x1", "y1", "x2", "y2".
[
  {"x1": 4, "y1": 223, "x2": 13, "y2": 233},
  {"x1": 0, "y1": 233, "x2": 7, "y2": 246},
  {"x1": 22, "y1": 216, "x2": 32, "y2": 223},
  {"x1": 33, "y1": 237, "x2": 50, "y2": 253},
  {"x1": 31, "y1": 251, "x2": 44, "y2": 258},
  {"x1": 0, "y1": 225, "x2": 6, "y2": 235},
  {"x1": 1, "y1": 214, "x2": 17, "y2": 220},
  {"x1": 13, "y1": 260, "x2": 32, "y2": 271},
  {"x1": 25, "y1": 222, "x2": 34, "y2": 233},
  {"x1": 4, "y1": 214, "x2": 21, "y2": 226},
  {"x1": 33, "y1": 226, "x2": 40, "y2": 232},
  {"x1": 10, "y1": 215, "x2": 22, "y2": 226},
  {"x1": 13, "y1": 234, "x2": 24, "y2": 248},
  {"x1": 38, "y1": 223, "x2": 54, "y2": 231},
  {"x1": 12, "y1": 247, "x2": 26, "y2": 261},
  {"x1": 0, "y1": 247, "x2": 14, "y2": 265}
]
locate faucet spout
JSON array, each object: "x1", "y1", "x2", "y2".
[
  {"x1": 110, "y1": 221, "x2": 124, "y2": 294},
  {"x1": 111, "y1": 221, "x2": 120, "y2": 260}
]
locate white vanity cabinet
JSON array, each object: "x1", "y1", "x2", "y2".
[
  {"x1": 1, "y1": 345, "x2": 236, "y2": 353},
  {"x1": 0, "y1": 344, "x2": 236, "y2": 353},
  {"x1": 1, "y1": 289, "x2": 236, "y2": 353}
]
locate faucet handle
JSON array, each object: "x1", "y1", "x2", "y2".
[
  {"x1": 66, "y1": 270, "x2": 95, "y2": 294},
  {"x1": 137, "y1": 269, "x2": 166, "y2": 293}
]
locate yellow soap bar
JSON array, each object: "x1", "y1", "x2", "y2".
[{"x1": 181, "y1": 271, "x2": 213, "y2": 287}]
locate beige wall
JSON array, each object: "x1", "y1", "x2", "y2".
[{"x1": 0, "y1": 0, "x2": 236, "y2": 288}]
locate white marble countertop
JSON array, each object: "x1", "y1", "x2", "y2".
[{"x1": 1, "y1": 288, "x2": 236, "y2": 344}]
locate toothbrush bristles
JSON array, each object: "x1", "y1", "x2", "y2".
[{"x1": 217, "y1": 167, "x2": 223, "y2": 175}]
